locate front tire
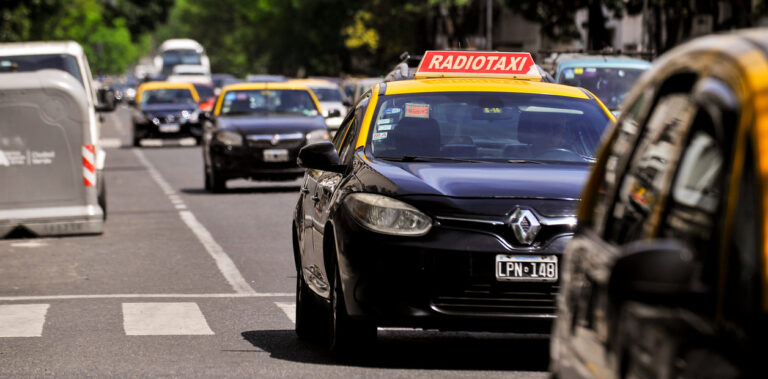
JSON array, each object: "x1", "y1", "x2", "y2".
[
  {"x1": 329, "y1": 263, "x2": 376, "y2": 356},
  {"x1": 205, "y1": 164, "x2": 226, "y2": 193}
]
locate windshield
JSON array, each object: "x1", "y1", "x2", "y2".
[
  {"x1": 140, "y1": 88, "x2": 196, "y2": 106},
  {"x1": 558, "y1": 67, "x2": 646, "y2": 110},
  {"x1": 0, "y1": 54, "x2": 84, "y2": 87},
  {"x1": 161, "y1": 49, "x2": 202, "y2": 74},
  {"x1": 310, "y1": 87, "x2": 343, "y2": 102},
  {"x1": 219, "y1": 89, "x2": 319, "y2": 116},
  {"x1": 193, "y1": 84, "x2": 215, "y2": 99},
  {"x1": 368, "y1": 92, "x2": 610, "y2": 164}
]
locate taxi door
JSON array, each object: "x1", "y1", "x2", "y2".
[
  {"x1": 555, "y1": 70, "x2": 744, "y2": 377},
  {"x1": 307, "y1": 99, "x2": 368, "y2": 295}
]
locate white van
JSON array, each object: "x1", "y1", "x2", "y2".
[{"x1": 0, "y1": 41, "x2": 115, "y2": 237}]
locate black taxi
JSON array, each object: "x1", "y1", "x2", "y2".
[
  {"x1": 291, "y1": 51, "x2": 614, "y2": 354},
  {"x1": 550, "y1": 29, "x2": 768, "y2": 378}
]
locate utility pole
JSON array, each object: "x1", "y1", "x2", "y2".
[{"x1": 486, "y1": 0, "x2": 493, "y2": 50}]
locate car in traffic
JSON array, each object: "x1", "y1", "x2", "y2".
[
  {"x1": 550, "y1": 29, "x2": 768, "y2": 378},
  {"x1": 193, "y1": 83, "x2": 216, "y2": 112},
  {"x1": 341, "y1": 76, "x2": 383, "y2": 103},
  {"x1": 131, "y1": 81, "x2": 202, "y2": 146},
  {"x1": 0, "y1": 41, "x2": 116, "y2": 224},
  {"x1": 292, "y1": 51, "x2": 614, "y2": 355},
  {"x1": 289, "y1": 79, "x2": 346, "y2": 132},
  {"x1": 201, "y1": 82, "x2": 330, "y2": 192},
  {"x1": 554, "y1": 55, "x2": 651, "y2": 114}
]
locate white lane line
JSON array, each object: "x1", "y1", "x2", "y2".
[
  {"x1": 275, "y1": 302, "x2": 296, "y2": 324},
  {"x1": 132, "y1": 149, "x2": 255, "y2": 294},
  {"x1": 10, "y1": 240, "x2": 48, "y2": 248},
  {"x1": 0, "y1": 293, "x2": 292, "y2": 301},
  {"x1": 123, "y1": 302, "x2": 214, "y2": 336},
  {"x1": 0, "y1": 304, "x2": 50, "y2": 337}
]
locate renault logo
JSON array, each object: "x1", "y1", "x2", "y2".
[
  {"x1": 270, "y1": 134, "x2": 281, "y2": 145},
  {"x1": 509, "y1": 208, "x2": 541, "y2": 245}
]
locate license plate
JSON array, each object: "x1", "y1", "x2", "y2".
[
  {"x1": 496, "y1": 255, "x2": 558, "y2": 282},
  {"x1": 263, "y1": 149, "x2": 289, "y2": 162},
  {"x1": 159, "y1": 123, "x2": 180, "y2": 133}
]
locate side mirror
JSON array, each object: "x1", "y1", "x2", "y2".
[
  {"x1": 297, "y1": 141, "x2": 345, "y2": 173},
  {"x1": 96, "y1": 87, "x2": 117, "y2": 112},
  {"x1": 608, "y1": 239, "x2": 699, "y2": 306},
  {"x1": 325, "y1": 109, "x2": 342, "y2": 118}
]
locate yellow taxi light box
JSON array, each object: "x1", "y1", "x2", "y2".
[{"x1": 414, "y1": 51, "x2": 541, "y2": 80}]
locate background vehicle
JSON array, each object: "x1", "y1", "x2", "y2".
[
  {"x1": 131, "y1": 82, "x2": 202, "y2": 146},
  {"x1": 0, "y1": 70, "x2": 106, "y2": 236},
  {"x1": 201, "y1": 82, "x2": 329, "y2": 192},
  {"x1": 341, "y1": 77, "x2": 382, "y2": 103},
  {"x1": 155, "y1": 39, "x2": 210, "y2": 77},
  {"x1": 553, "y1": 55, "x2": 651, "y2": 114},
  {"x1": 245, "y1": 74, "x2": 286, "y2": 83},
  {"x1": 551, "y1": 29, "x2": 768, "y2": 379},
  {"x1": 0, "y1": 41, "x2": 115, "y2": 223},
  {"x1": 289, "y1": 78, "x2": 346, "y2": 132},
  {"x1": 293, "y1": 51, "x2": 613, "y2": 355}
]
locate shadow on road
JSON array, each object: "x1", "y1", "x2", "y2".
[
  {"x1": 181, "y1": 185, "x2": 301, "y2": 195},
  {"x1": 241, "y1": 329, "x2": 550, "y2": 371}
]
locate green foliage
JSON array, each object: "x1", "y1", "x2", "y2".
[{"x1": 0, "y1": 0, "x2": 172, "y2": 75}]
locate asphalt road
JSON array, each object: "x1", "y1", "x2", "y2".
[{"x1": 0, "y1": 107, "x2": 549, "y2": 377}]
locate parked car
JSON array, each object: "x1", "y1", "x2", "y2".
[{"x1": 550, "y1": 29, "x2": 768, "y2": 379}]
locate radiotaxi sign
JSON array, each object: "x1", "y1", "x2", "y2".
[{"x1": 414, "y1": 51, "x2": 540, "y2": 80}]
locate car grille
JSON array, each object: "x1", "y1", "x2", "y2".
[
  {"x1": 428, "y1": 252, "x2": 558, "y2": 316},
  {"x1": 246, "y1": 132, "x2": 304, "y2": 148}
]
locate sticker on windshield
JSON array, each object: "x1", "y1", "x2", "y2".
[
  {"x1": 574, "y1": 67, "x2": 584, "y2": 75},
  {"x1": 483, "y1": 107, "x2": 502, "y2": 114},
  {"x1": 383, "y1": 108, "x2": 401, "y2": 115},
  {"x1": 377, "y1": 124, "x2": 393, "y2": 131},
  {"x1": 373, "y1": 132, "x2": 388, "y2": 140},
  {"x1": 225, "y1": 92, "x2": 236, "y2": 101},
  {"x1": 405, "y1": 103, "x2": 429, "y2": 118},
  {"x1": 564, "y1": 69, "x2": 575, "y2": 79},
  {"x1": 236, "y1": 92, "x2": 248, "y2": 100},
  {"x1": 377, "y1": 118, "x2": 394, "y2": 124}
]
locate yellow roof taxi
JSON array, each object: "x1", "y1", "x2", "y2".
[{"x1": 291, "y1": 51, "x2": 614, "y2": 355}]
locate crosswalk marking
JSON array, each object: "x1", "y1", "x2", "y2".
[
  {"x1": 122, "y1": 302, "x2": 214, "y2": 336},
  {"x1": 275, "y1": 302, "x2": 296, "y2": 324},
  {"x1": 0, "y1": 304, "x2": 50, "y2": 337}
]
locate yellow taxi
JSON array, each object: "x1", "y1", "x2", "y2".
[
  {"x1": 131, "y1": 81, "x2": 202, "y2": 146},
  {"x1": 201, "y1": 82, "x2": 330, "y2": 191},
  {"x1": 551, "y1": 29, "x2": 768, "y2": 378},
  {"x1": 291, "y1": 51, "x2": 614, "y2": 355}
]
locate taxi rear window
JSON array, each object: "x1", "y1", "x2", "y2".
[
  {"x1": 140, "y1": 88, "x2": 196, "y2": 105},
  {"x1": 368, "y1": 92, "x2": 610, "y2": 164},
  {"x1": 219, "y1": 89, "x2": 319, "y2": 117}
]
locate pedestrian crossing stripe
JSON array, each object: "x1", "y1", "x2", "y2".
[
  {"x1": 122, "y1": 302, "x2": 214, "y2": 336},
  {"x1": 0, "y1": 304, "x2": 50, "y2": 337}
]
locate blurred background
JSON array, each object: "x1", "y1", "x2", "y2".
[{"x1": 1, "y1": 0, "x2": 766, "y2": 78}]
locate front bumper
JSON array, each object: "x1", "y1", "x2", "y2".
[
  {"x1": 332, "y1": 206, "x2": 570, "y2": 333},
  {"x1": 133, "y1": 121, "x2": 202, "y2": 140},
  {"x1": 209, "y1": 143, "x2": 305, "y2": 180}
]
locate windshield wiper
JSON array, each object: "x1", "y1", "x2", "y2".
[{"x1": 507, "y1": 159, "x2": 545, "y2": 164}]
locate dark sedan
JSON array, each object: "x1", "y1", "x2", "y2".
[
  {"x1": 202, "y1": 82, "x2": 330, "y2": 192},
  {"x1": 131, "y1": 82, "x2": 203, "y2": 146},
  {"x1": 291, "y1": 69, "x2": 613, "y2": 355}
]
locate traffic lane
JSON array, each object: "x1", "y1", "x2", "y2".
[
  {"x1": 0, "y1": 297, "x2": 546, "y2": 377},
  {"x1": 141, "y1": 145, "x2": 299, "y2": 294},
  {"x1": 0, "y1": 140, "x2": 235, "y2": 296}
]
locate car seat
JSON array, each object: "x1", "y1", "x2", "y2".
[{"x1": 392, "y1": 117, "x2": 441, "y2": 157}]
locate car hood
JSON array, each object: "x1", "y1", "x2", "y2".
[
  {"x1": 216, "y1": 114, "x2": 327, "y2": 134},
  {"x1": 363, "y1": 159, "x2": 590, "y2": 200}
]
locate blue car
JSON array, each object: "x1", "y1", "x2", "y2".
[{"x1": 554, "y1": 56, "x2": 652, "y2": 114}]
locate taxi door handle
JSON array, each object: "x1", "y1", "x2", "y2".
[
  {"x1": 311, "y1": 195, "x2": 319, "y2": 202},
  {"x1": 301, "y1": 187, "x2": 309, "y2": 194}
]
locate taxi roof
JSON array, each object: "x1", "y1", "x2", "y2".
[
  {"x1": 383, "y1": 78, "x2": 590, "y2": 99},
  {"x1": 220, "y1": 82, "x2": 313, "y2": 92},
  {"x1": 135, "y1": 81, "x2": 199, "y2": 103},
  {"x1": 287, "y1": 78, "x2": 339, "y2": 88}
]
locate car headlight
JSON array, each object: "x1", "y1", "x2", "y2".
[
  {"x1": 306, "y1": 129, "x2": 329, "y2": 144},
  {"x1": 344, "y1": 193, "x2": 432, "y2": 236},
  {"x1": 215, "y1": 131, "x2": 243, "y2": 146},
  {"x1": 181, "y1": 110, "x2": 199, "y2": 123}
]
